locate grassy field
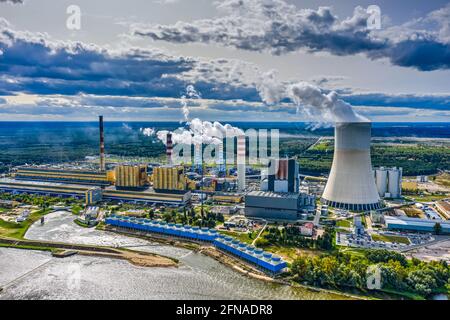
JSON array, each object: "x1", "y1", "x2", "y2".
[
  {"x1": 336, "y1": 219, "x2": 352, "y2": 228},
  {"x1": 264, "y1": 244, "x2": 322, "y2": 263},
  {"x1": 0, "y1": 208, "x2": 51, "y2": 239},
  {"x1": 409, "y1": 194, "x2": 449, "y2": 202},
  {"x1": 403, "y1": 207, "x2": 423, "y2": 218},
  {"x1": 435, "y1": 173, "x2": 450, "y2": 188},
  {"x1": 218, "y1": 230, "x2": 258, "y2": 245},
  {"x1": 371, "y1": 234, "x2": 410, "y2": 245}
]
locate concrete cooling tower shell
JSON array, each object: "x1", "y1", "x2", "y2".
[{"x1": 321, "y1": 122, "x2": 381, "y2": 211}]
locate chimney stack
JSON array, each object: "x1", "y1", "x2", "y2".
[
  {"x1": 237, "y1": 135, "x2": 246, "y2": 191},
  {"x1": 166, "y1": 132, "x2": 173, "y2": 165},
  {"x1": 99, "y1": 115, "x2": 106, "y2": 171}
]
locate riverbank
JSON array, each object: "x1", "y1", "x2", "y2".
[
  {"x1": 0, "y1": 237, "x2": 177, "y2": 268},
  {"x1": 102, "y1": 226, "x2": 367, "y2": 300}
]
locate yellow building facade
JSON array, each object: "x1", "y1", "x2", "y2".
[{"x1": 153, "y1": 166, "x2": 186, "y2": 193}]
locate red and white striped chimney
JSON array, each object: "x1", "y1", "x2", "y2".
[
  {"x1": 237, "y1": 135, "x2": 246, "y2": 191},
  {"x1": 166, "y1": 132, "x2": 173, "y2": 165},
  {"x1": 99, "y1": 115, "x2": 105, "y2": 171}
]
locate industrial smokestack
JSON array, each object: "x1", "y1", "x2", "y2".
[
  {"x1": 218, "y1": 142, "x2": 225, "y2": 173},
  {"x1": 99, "y1": 115, "x2": 106, "y2": 172},
  {"x1": 237, "y1": 135, "x2": 246, "y2": 191},
  {"x1": 194, "y1": 143, "x2": 202, "y2": 172},
  {"x1": 321, "y1": 122, "x2": 381, "y2": 211},
  {"x1": 166, "y1": 132, "x2": 173, "y2": 165}
]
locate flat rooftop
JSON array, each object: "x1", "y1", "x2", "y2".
[{"x1": 246, "y1": 191, "x2": 301, "y2": 199}]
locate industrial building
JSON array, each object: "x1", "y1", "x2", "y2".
[
  {"x1": 374, "y1": 167, "x2": 403, "y2": 199},
  {"x1": 261, "y1": 158, "x2": 299, "y2": 193},
  {"x1": 14, "y1": 166, "x2": 111, "y2": 186},
  {"x1": 245, "y1": 191, "x2": 315, "y2": 221},
  {"x1": 322, "y1": 122, "x2": 382, "y2": 211},
  {"x1": 0, "y1": 180, "x2": 191, "y2": 207},
  {"x1": 212, "y1": 193, "x2": 243, "y2": 204},
  {"x1": 385, "y1": 216, "x2": 450, "y2": 234},
  {"x1": 85, "y1": 187, "x2": 103, "y2": 205},
  {"x1": 114, "y1": 164, "x2": 148, "y2": 190},
  {"x1": 105, "y1": 215, "x2": 287, "y2": 274},
  {"x1": 153, "y1": 165, "x2": 187, "y2": 193}
]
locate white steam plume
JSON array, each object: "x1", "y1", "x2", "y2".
[
  {"x1": 140, "y1": 127, "x2": 156, "y2": 137},
  {"x1": 256, "y1": 72, "x2": 369, "y2": 123},
  {"x1": 181, "y1": 84, "x2": 201, "y2": 122},
  {"x1": 152, "y1": 118, "x2": 243, "y2": 146}
]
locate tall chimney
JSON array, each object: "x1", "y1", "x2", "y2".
[
  {"x1": 166, "y1": 132, "x2": 173, "y2": 165},
  {"x1": 237, "y1": 135, "x2": 246, "y2": 191},
  {"x1": 218, "y1": 142, "x2": 225, "y2": 173},
  {"x1": 99, "y1": 115, "x2": 105, "y2": 171},
  {"x1": 194, "y1": 143, "x2": 202, "y2": 172}
]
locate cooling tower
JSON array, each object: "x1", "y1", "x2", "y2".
[
  {"x1": 99, "y1": 115, "x2": 106, "y2": 172},
  {"x1": 321, "y1": 122, "x2": 381, "y2": 211}
]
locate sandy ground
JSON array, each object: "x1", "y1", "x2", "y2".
[{"x1": 406, "y1": 239, "x2": 450, "y2": 264}]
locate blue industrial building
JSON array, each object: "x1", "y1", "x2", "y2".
[
  {"x1": 105, "y1": 215, "x2": 287, "y2": 274},
  {"x1": 385, "y1": 216, "x2": 450, "y2": 234}
]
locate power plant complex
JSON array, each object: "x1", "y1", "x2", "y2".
[{"x1": 2, "y1": 117, "x2": 402, "y2": 219}]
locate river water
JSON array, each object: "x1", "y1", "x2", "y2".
[{"x1": 0, "y1": 211, "x2": 351, "y2": 300}]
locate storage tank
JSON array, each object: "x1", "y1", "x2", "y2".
[
  {"x1": 321, "y1": 122, "x2": 381, "y2": 211},
  {"x1": 375, "y1": 167, "x2": 388, "y2": 197},
  {"x1": 388, "y1": 167, "x2": 402, "y2": 199}
]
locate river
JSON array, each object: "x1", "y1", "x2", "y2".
[{"x1": 0, "y1": 211, "x2": 351, "y2": 300}]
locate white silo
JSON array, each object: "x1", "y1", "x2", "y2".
[
  {"x1": 375, "y1": 167, "x2": 388, "y2": 197},
  {"x1": 388, "y1": 167, "x2": 402, "y2": 199},
  {"x1": 321, "y1": 122, "x2": 381, "y2": 211}
]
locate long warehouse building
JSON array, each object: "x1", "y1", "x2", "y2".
[
  {"x1": 14, "y1": 166, "x2": 111, "y2": 186},
  {"x1": 0, "y1": 181, "x2": 190, "y2": 206}
]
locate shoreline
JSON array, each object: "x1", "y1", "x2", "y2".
[
  {"x1": 102, "y1": 226, "x2": 369, "y2": 300},
  {"x1": 0, "y1": 237, "x2": 177, "y2": 268}
]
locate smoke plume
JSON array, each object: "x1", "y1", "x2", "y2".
[
  {"x1": 150, "y1": 118, "x2": 243, "y2": 146},
  {"x1": 181, "y1": 85, "x2": 201, "y2": 122},
  {"x1": 256, "y1": 72, "x2": 369, "y2": 123}
]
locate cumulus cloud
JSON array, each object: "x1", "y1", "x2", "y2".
[
  {"x1": 133, "y1": 0, "x2": 450, "y2": 71},
  {"x1": 0, "y1": 18, "x2": 260, "y2": 101},
  {"x1": 0, "y1": 0, "x2": 24, "y2": 4}
]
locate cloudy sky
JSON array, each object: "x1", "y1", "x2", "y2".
[{"x1": 0, "y1": 0, "x2": 450, "y2": 122}]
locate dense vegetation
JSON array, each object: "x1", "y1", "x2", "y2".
[
  {"x1": 255, "y1": 226, "x2": 334, "y2": 251},
  {"x1": 298, "y1": 140, "x2": 450, "y2": 176},
  {"x1": 291, "y1": 249, "x2": 450, "y2": 298}
]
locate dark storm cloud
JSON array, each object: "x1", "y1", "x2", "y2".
[
  {"x1": 342, "y1": 92, "x2": 450, "y2": 110},
  {"x1": 0, "y1": 0, "x2": 24, "y2": 4},
  {"x1": 0, "y1": 19, "x2": 260, "y2": 101},
  {"x1": 133, "y1": 0, "x2": 450, "y2": 71}
]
